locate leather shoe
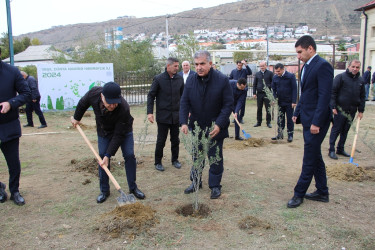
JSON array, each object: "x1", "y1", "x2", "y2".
[
  {"x1": 253, "y1": 123, "x2": 261, "y2": 127},
  {"x1": 287, "y1": 196, "x2": 303, "y2": 208},
  {"x1": 336, "y1": 150, "x2": 350, "y2": 157},
  {"x1": 235, "y1": 136, "x2": 244, "y2": 141},
  {"x1": 38, "y1": 124, "x2": 47, "y2": 129},
  {"x1": 172, "y1": 160, "x2": 182, "y2": 169},
  {"x1": 287, "y1": 135, "x2": 293, "y2": 142},
  {"x1": 328, "y1": 151, "x2": 338, "y2": 160},
  {"x1": 23, "y1": 124, "x2": 34, "y2": 127},
  {"x1": 271, "y1": 135, "x2": 283, "y2": 140},
  {"x1": 10, "y1": 192, "x2": 25, "y2": 206},
  {"x1": 184, "y1": 182, "x2": 202, "y2": 194},
  {"x1": 130, "y1": 187, "x2": 145, "y2": 199},
  {"x1": 267, "y1": 123, "x2": 272, "y2": 128},
  {"x1": 0, "y1": 182, "x2": 8, "y2": 203},
  {"x1": 210, "y1": 187, "x2": 221, "y2": 199},
  {"x1": 239, "y1": 120, "x2": 244, "y2": 124},
  {"x1": 155, "y1": 163, "x2": 165, "y2": 171},
  {"x1": 305, "y1": 191, "x2": 329, "y2": 202},
  {"x1": 96, "y1": 192, "x2": 110, "y2": 203}
]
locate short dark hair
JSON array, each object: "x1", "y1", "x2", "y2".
[
  {"x1": 237, "y1": 78, "x2": 247, "y2": 86},
  {"x1": 368, "y1": 66, "x2": 372, "y2": 70},
  {"x1": 236, "y1": 60, "x2": 242, "y2": 64},
  {"x1": 274, "y1": 63, "x2": 284, "y2": 70},
  {"x1": 295, "y1": 35, "x2": 316, "y2": 51},
  {"x1": 166, "y1": 57, "x2": 179, "y2": 66}
]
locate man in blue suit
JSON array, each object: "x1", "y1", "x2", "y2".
[
  {"x1": 180, "y1": 50, "x2": 233, "y2": 199},
  {"x1": 287, "y1": 36, "x2": 333, "y2": 208},
  {"x1": 178, "y1": 61, "x2": 196, "y2": 84}
]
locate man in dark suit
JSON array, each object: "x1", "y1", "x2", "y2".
[
  {"x1": 0, "y1": 48, "x2": 31, "y2": 205},
  {"x1": 178, "y1": 61, "x2": 196, "y2": 84},
  {"x1": 287, "y1": 35, "x2": 333, "y2": 208},
  {"x1": 180, "y1": 50, "x2": 233, "y2": 199}
]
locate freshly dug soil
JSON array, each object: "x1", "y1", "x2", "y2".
[
  {"x1": 238, "y1": 216, "x2": 271, "y2": 231},
  {"x1": 225, "y1": 138, "x2": 267, "y2": 149},
  {"x1": 98, "y1": 202, "x2": 158, "y2": 239},
  {"x1": 71, "y1": 158, "x2": 99, "y2": 176},
  {"x1": 175, "y1": 203, "x2": 211, "y2": 218},
  {"x1": 326, "y1": 163, "x2": 375, "y2": 182}
]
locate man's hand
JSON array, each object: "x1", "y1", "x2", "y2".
[
  {"x1": 0, "y1": 102, "x2": 11, "y2": 114},
  {"x1": 181, "y1": 124, "x2": 188, "y2": 134},
  {"x1": 70, "y1": 116, "x2": 80, "y2": 128},
  {"x1": 253, "y1": 95, "x2": 257, "y2": 99},
  {"x1": 209, "y1": 124, "x2": 220, "y2": 138},
  {"x1": 100, "y1": 156, "x2": 110, "y2": 168},
  {"x1": 332, "y1": 109, "x2": 338, "y2": 115},
  {"x1": 241, "y1": 59, "x2": 247, "y2": 66},
  {"x1": 233, "y1": 113, "x2": 238, "y2": 119},
  {"x1": 147, "y1": 114, "x2": 154, "y2": 123},
  {"x1": 310, "y1": 124, "x2": 320, "y2": 134},
  {"x1": 292, "y1": 103, "x2": 296, "y2": 108},
  {"x1": 292, "y1": 116, "x2": 297, "y2": 123},
  {"x1": 358, "y1": 112, "x2": 363, "y2": 120},
  {"x1": 32, "y1": 99, "x2": 37, "y2": 103}
]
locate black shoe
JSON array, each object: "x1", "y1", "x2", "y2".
[
  {"x1": 287, "y1": 196, "x2": 303, "y2": 208},
  {"x1": 287, "y1": 135, "x2": 293, "y2": 142},
  {"x1": 38, "y1": 124, "x2": 47, "y2": 129},
  {"x1": 304, "y1": 191, "x2": 329, "y2": 202},
  {"x1": 10, "y1": 192, "x2": 25, "y2": 206},
  {"x1": 130, "y1": 187, "x2": 145, "y2": 199},
  {"x1": 0, "y1": 182, "x2": 8, "y2": 203},
  {"x1": 172, "y1": 160, "x2": 182, "y2": 169},
  {"x1": 184, "y1": 182, "x2": 202, "y2": 194},
  {"x1": 328, "y1": 151, "x2": 338, "y2": 160},
  {"x1": 210, "y1": 187, "x2": 221, "y2": 199},
  {"x1": 253, "y1": 123, "x2": 261, "y2": 127},
  {"x1": 336, "y1": 150, "x2": 350, "y2": 157},
  {"x1": 267, "y1": 123, "x2": 272, "y2": 128},
  {"x1": 23, "y1": 124, "x2": 34, "y2": 127},
  {"x1": 271, "y1": 135, "x2": 283, "y2": 140},
  {"x1": 155, "y1": 163, "x2": 165, "y2": 171},
  {"x1": 235, "y1": 136, "x2": 244, "y2": 141},
  {"x1": 239, "y1": 120, "x2": 244, "y2": 124},
  {"x1": 96, "y1": 192, "x2": 110, "y2": 203},
  {"x1": 365, "y1": 99, "x2": 369, "y2": 101}
]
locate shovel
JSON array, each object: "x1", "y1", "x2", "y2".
[
  {"x1": 232, "y1": 113, "x2": 251, "y2": 139},
  {"x1": 348, "y1": 118, "x2": 361, "y2": 167},
  {"x1": 76, "y1": 124, "x2": 136, "y2": 206}
]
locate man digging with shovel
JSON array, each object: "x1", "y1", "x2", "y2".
[{"x1": 71, "y1": 82, "x2": 145, "y2": 203}]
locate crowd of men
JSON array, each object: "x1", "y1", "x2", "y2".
[{"x1": 0, "y1": 36, "x2": 368, "y2": 209}]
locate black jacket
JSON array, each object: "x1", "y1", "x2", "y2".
[
  {"x1": 25, "y1": 75, "x2": 41, "y2": 100},
  {"x1": 272, "y1": 71, "x2": 297, "y2": 106},
  {"x1": 253, "y1": 69, "x2": 274, "y2": 95},
  {"x1": 331, "y1": 69, "x2": 366, "y2": 113},
  {"x1": 73, "y1": 87, "x2": 134, "y2": 156},
  {"x1": 147, "y1": 70, "x2": 184, "y2": 124}
]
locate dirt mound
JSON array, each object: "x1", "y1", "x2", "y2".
[
  {"x1": 175, "y1": 203, "x2": 211, "y2": 218},
  {"x1": 98, "y1": 202, "x2": 158, "y2": 239},
  {"x1": 71, "y1": 158, "x2": 99, "y2": 176},
  {"x1": 238, "y1": 216, "x2": 271, "y2": 232},
  {"x1": 226, "y1": 138, "x2": 267, "y2": 149},
  {"x1": 326, "y1": 163, "x2": 375, "y2": 182}
]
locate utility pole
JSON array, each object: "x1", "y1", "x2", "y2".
[
  {"x1": 166, "y1": 15, "x2": 170, "y2": 57},
  {"x1": 266, "y1": 24, "x2": 269, "y2": 65},
  {"x1": 6, "y1": 0, "x2": 14, "y2": 65}
]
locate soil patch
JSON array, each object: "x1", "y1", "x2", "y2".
[
  {"x1": 326, "y1": 163, "x2": 375, "y2": 182},
  {"x1": 98, "y1": 202, "x2": 158, "y2": 239},
  {"x1": 238, "y1": 216, "x2": 271, "y2": 232},
  {"x1": 175, "y1": 203, "x2": 211, "y2": 218},
  {"x1": 71, "y1": 158, "x2": 99, "y2": 176},
  {"x1": 225, "y1": 138, "x2": 267, "y2": 149}
]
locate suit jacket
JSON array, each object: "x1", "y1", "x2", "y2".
[
  {"x1": 294, "y1": 55, "x2": 333, "y2": 128},
  {"x1": 180, "y1": 68, "x2": 233, "y2": 140},
  {"x1": 178, "y1": 70, "x2": 196, "y2": 84}
]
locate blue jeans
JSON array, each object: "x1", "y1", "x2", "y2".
[
  {"x1": 98, "y1": 132, "x2": 137, "y2": 193},
  {"x1": 365, "y1": 84, "x2": 370, "y2": 100}
]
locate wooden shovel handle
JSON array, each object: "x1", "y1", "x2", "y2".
[
  {"x1": 232, "y1": 112, "x2": 243, "y2": 130},
  {"x1": 76, "y1": 124, "x2": 121, "y2": 191},
  {"x1": 350, "y1": 118, "x2": 361, "y2": 158}
]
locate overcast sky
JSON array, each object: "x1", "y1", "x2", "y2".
[{"x1": 0, "y1": 0, "x2": 236, "y2": 36}]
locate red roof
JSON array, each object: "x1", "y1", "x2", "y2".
[{"x1": 355, "y1": 0, "x2": 375, "y2": 11}]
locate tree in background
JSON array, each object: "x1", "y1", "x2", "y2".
[
  {"x1": 0, "y1": 33, "x2": 32, "y2": 59},
  {"x1": 20, "y1": 65, "x2": 37, "y2": 78},
  {"x1": 233, "y1": 45, "x2": 253, "y2": 63},
  {"x1": 171, "y1": 32, "x2": 200, "y2": 65}
]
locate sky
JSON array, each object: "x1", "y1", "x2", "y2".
[{"x1": 0, "y1": 0, "x2": 237, "y2": 36}]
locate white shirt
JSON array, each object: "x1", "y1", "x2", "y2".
[{"x1": 182, "y1": 70, "x2": 190, "y2": 84}]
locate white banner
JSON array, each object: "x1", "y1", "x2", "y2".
[{"x1": 37, "y1": 63, "x2": 114, "y2": 110}]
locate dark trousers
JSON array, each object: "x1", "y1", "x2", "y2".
[
  {"x1": 0, "y1": 138, "x2": 21, "y2": 194},
  {"x1": 294, "y1": 122, "x2": 330, "y2": 197},
  {"x1": 238, "y1": 101, "x2": 246, "y2": 121},
  {"x1": 97, "y1": 132, "x2": 137, "y2": 193},
  {"x1": 277, "y1": 104, "x2": 294, "y2": 136},
  {"x1": 235, "y1": 120, "x2": 240, "y2": 138},
  {"x1": 190, "y1": 138, "x2": 224, "y2": 189},
  {"x1": 256, "y1": 92, "x2": 271, "y2": 125},
  {"x1": 155, "y1": 122, "x2": 180, "y2": 165},
  {"x1": 25, "y1": 97, "x2": 47, "y2": 126},
  {"x1": 329, "y1": 111, "x2": 355, "y2": 152}
]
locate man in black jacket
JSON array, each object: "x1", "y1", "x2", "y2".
[
  {"x1": 328, "y1": 60, "x2": 365, "y2": 160},
  {"x1": 363, "y1": 66, "x2": 371, "y2": 101},
  {"x1": 147, "y1": 58, "x2": 184, "y2": 171},
  {"x1": 71, "y1": 82, "x2": 145, "y2": 203},
  {"x1": 21, "y1": 71, "x2": 47, "y2": 129},
  {"x1": 253, "y1": 61, "x2": 274, "y2": 128},
  {"x1": 0, "y1": 48, "x2": 31, "y2": 205}
]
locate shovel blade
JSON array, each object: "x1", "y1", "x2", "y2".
[
  {"x1": 116, "y1": 189, "x2": 136, "y2": 206},
  {"x1": 242, "y1": 130, "x2": 251, "y2": 139}
]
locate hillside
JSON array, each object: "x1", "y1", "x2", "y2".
[{"x1": 18, "y1": 0, "x2": 369, "y2": 49}]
